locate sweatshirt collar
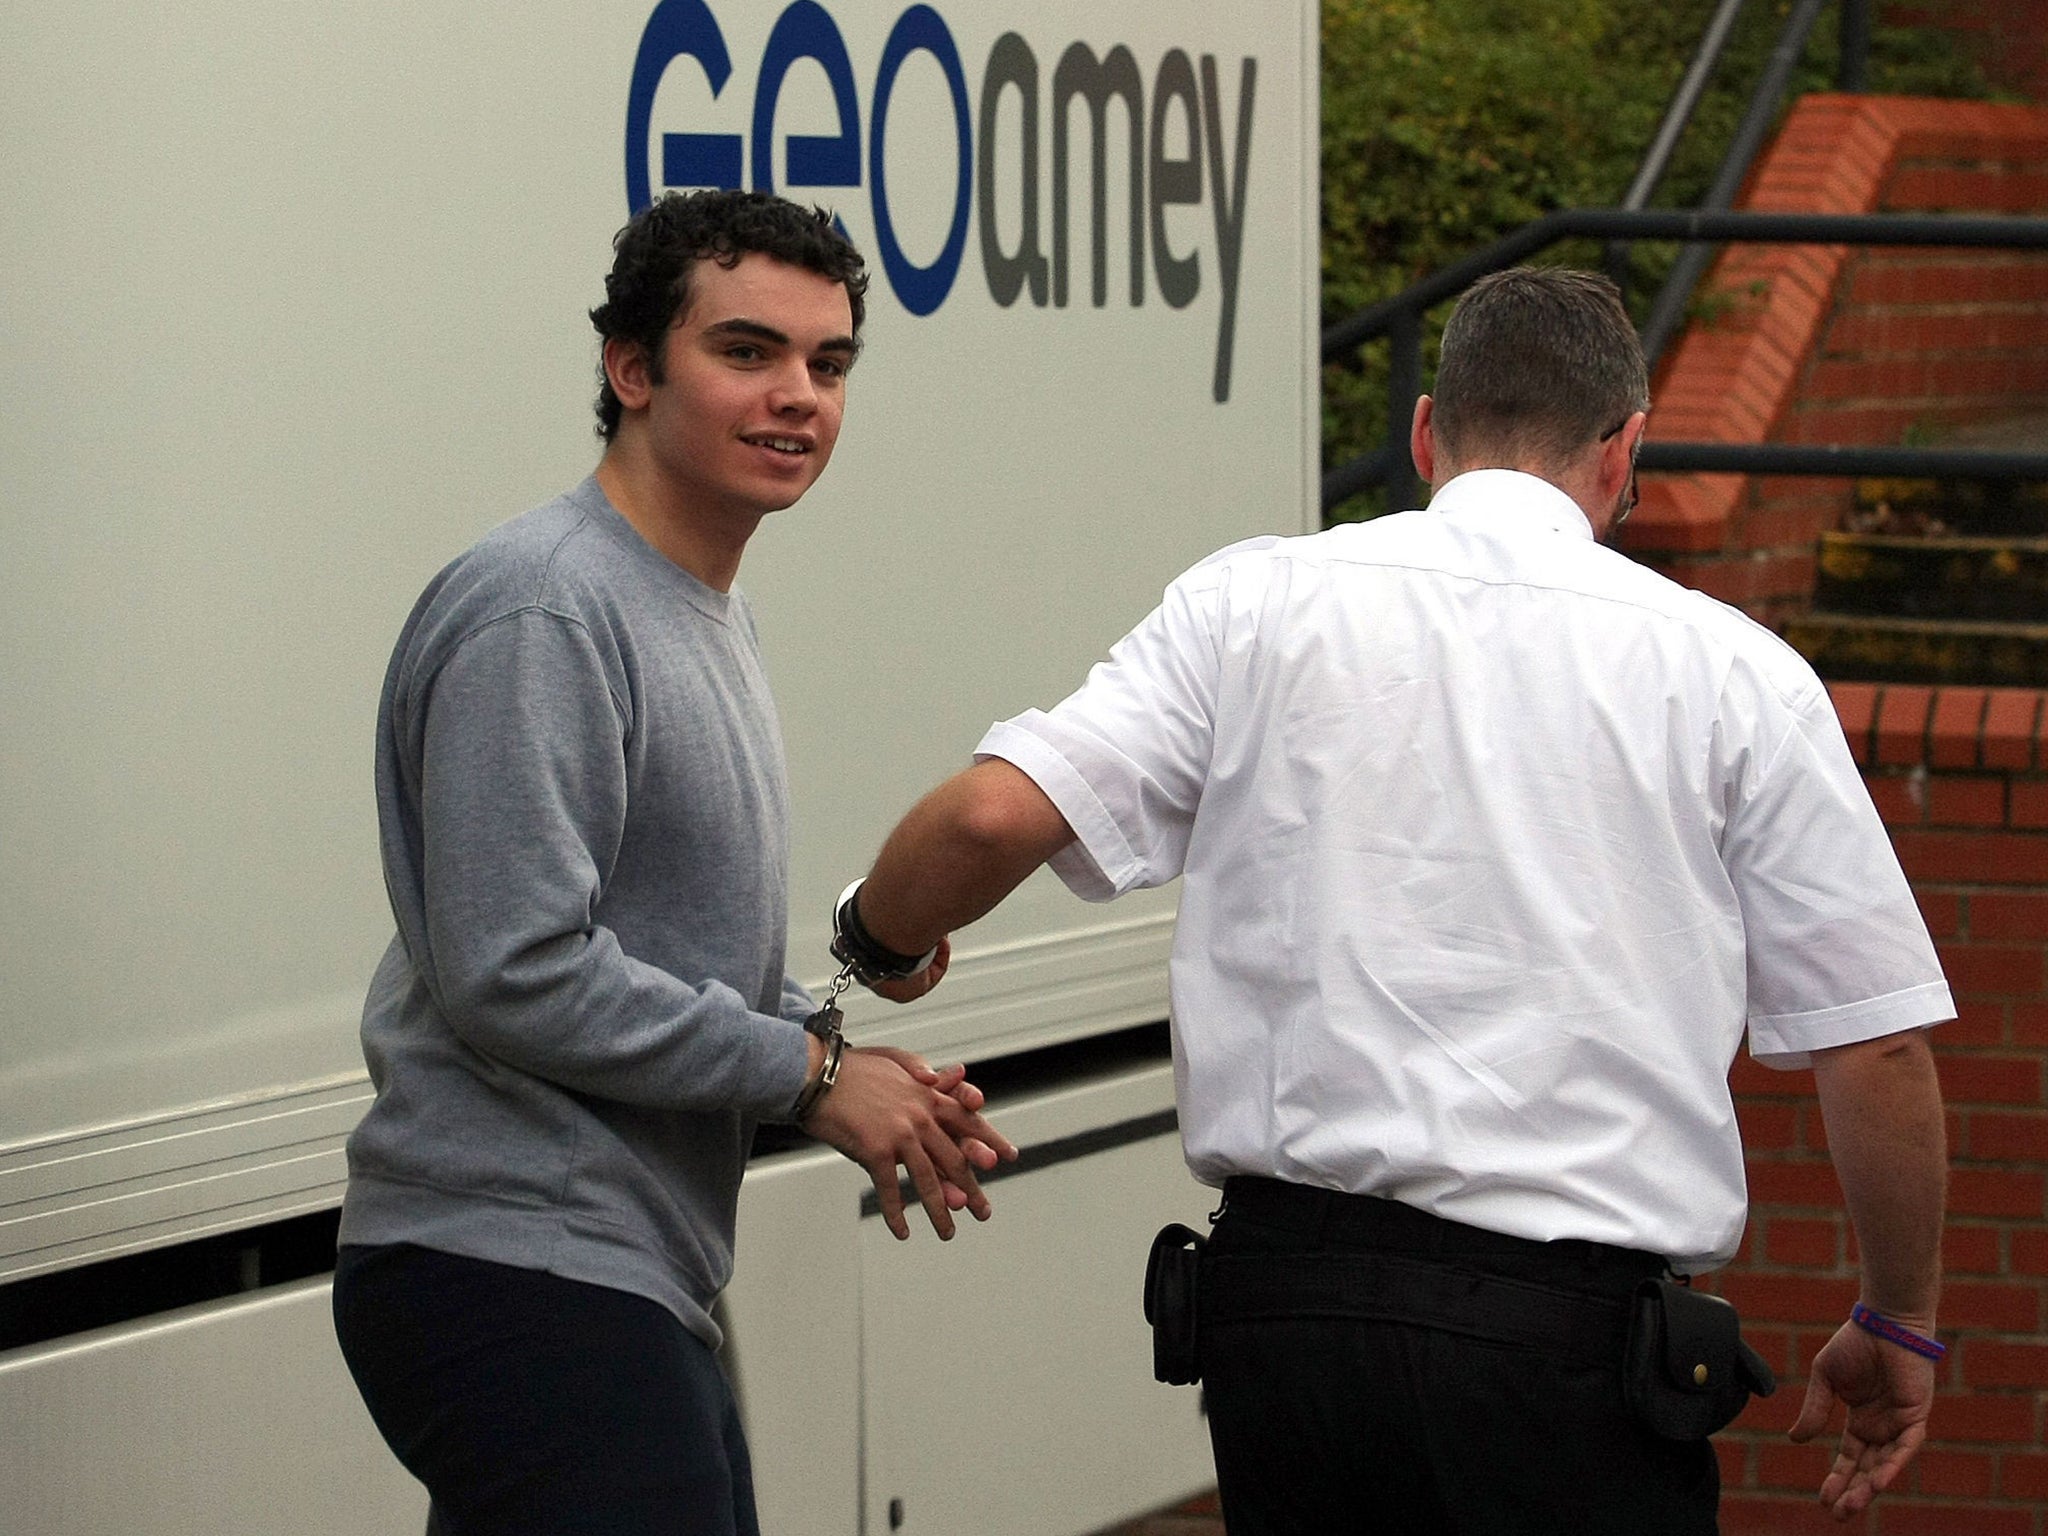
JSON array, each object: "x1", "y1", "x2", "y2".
[{"x1": 566, "y1": 476, "x2": 738, "y2": 623}]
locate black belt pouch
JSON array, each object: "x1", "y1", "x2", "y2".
[
  {"x1": 1144, "y1": 1223, "x2": 1207, "y2": 1385},
  {"x1": 1623, "y1": 1278, "x2": 1777, "y2": 1439}
]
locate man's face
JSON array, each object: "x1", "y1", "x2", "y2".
[{"x1": 642, "y1": 253, "x2": 857, "y2": 523}]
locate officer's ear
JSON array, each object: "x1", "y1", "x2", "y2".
[
  {"x1": 1410, "y1": 395, "x2": 1440, "y2": 485},
  {"x1": 1598, "y1": 411, "x2": 1647, "y2": 505}
]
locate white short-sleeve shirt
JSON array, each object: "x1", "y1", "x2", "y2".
[{"x1": 978, "y1": 470, "x2": 1952, "y2": 1270}]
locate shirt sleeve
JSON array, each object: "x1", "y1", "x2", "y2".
[
  {"x1": 414, "y1": 608, "x2": 808, "y2": 1116},
  {"x1": 1722, "y1": 675, "x2": 1956, "y2": 1067},
  {"x1": 975, "y1": 564, "x2": 1226, "y2": 901}
]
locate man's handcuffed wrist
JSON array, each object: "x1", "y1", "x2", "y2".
[
  {"x1": 831, "y1": 877, "x2": 939, "y2": 984},
  {"x1": 792, "y1": 1027, "x2": 846, "y2": 1121},
  {"x1": 1849, "y1": 1302, "x2": 1946, "y2": 1361}
]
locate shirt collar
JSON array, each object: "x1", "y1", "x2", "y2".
[{"x1": 1424, "y1": 469, "x2": 1596, "y2": 543}]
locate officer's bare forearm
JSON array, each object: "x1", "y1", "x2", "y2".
[
  {"x1": 860, "y1": 760, "x2": 1074, "y2": 955},
  {"x1": 1812, "y1": 1028, "x2": 1947, "y2": 1327}
]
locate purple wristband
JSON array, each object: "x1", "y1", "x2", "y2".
[{"x1": 1850, "y1": 1302, "x2": 1946, "y2": 1361}]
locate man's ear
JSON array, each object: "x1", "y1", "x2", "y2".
[
  {"x1": 1600, "y1": 410, "x2": 1648, "y2": 503},
  {"x1": 603, "y1": 336, "x2": 655, "y2": 413},
  {"x1": 1410, "y1": 395, "x2": 1438, "y2": 485}
]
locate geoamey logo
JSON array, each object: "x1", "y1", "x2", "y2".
[{"x1": 625, "y1": 0, "x2": 1258, "y2": 401}]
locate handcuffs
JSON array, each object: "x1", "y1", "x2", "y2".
[{"x1": 790, "y1": 879, "x2": 940, "y2": 1121}]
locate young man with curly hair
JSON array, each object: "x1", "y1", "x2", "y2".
[{"x1": 332, "y1": 190, "x2": 1011, "y2": 1536}]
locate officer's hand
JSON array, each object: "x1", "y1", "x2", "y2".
[
  {"x1": 1788, "y1": 1318, "x2": 1937, "y2": 1520},
  {"x1": 865, "y1": 938, "x2": 950, "y2": 1004}
]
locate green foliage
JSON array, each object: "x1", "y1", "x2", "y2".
[{"x1": 1319, "y1": 0, "x2": 2001, "y2": 521}]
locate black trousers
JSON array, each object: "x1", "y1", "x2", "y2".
[
  {"x1": 332, "y1": 1244, "x2": 758, "y2": 1536},
  {"x1": 1197, "y1": 1178, "x2": 1719, "y2": 1536}
]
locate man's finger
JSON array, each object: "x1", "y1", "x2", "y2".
[
  {"x1": 903, "y1": 1146, "x2": 956, "y2": 1240},
  {"x1": 1787, "y1": 1374, "x2": 1835, "y2": 1444},
  {"x1": 869, "y1": 1159, "x2": 910, "y2": 1241},
  {"x1": 1818, "y1": 1440, "x2": 1863, "y2": 1511},
  {"x1": 922, "y1": 1129, "x2": 990, "y2": 1221},
  {"x1": 933, "y1": 1097, "x2": 1018, "y2": 1162},
  {"x1": 1859, "y1": 1427, "x2": 1921, "y2": 1502}
]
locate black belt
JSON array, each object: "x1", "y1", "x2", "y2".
[
  {"x1": 1203, "y1": 1250, "x2": 1634, "y2": 1367},
  {"x1": 1204, "y1": 1176, "x2": 1665, "y2": 1368}
]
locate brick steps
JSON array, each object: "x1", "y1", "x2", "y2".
[
  {"x1": 1623, "y1": 94, "x2": 2048, "y2": 639},
  {"x1": 1813, "y1": 529, "x2": 2048, "y2": 621},
  {"x1": 1844, "y1": 466, "x2": 2048, "y2": 539},
  {"x1": 1783, "y1": 411, "x2": 2048, "y2": 684},
  {"x1": 1785, "y1": 612, "x2": 2048, "y2": 685}
]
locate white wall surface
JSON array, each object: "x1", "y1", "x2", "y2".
[
  {"x1": 0, "y1": 0, "x2": 1315, "y2": 1295},
  {"x1": 0, "y1": 1058, "x2": 1213, "y2": 1536}
]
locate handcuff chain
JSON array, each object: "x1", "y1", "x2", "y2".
[{"x1": 825, "y1": 962, "x2": 855, "y2": 1010}]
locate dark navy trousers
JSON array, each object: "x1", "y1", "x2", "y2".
[
  {"x1": 333, "y1": 1244, "x2": 758, "y2": 1536},
  {"x1": 1197, "y1": 1178, "x2": 1720, "y2": 1536}
]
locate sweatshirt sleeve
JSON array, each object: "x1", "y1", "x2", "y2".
[
  {"x1": 778, "y1": 972, "x2": 819, "y2": 1025},
  {"x1": 412, "y1": 607, "x2": 808, "y2": 1116}
]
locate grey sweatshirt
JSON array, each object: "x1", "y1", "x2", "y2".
[{"x1": 339, "y1": 477, "x2": 813, "y2": 1348}]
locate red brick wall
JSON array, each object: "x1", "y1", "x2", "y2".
[
  {"x1": 1885, "y1": 0, "x2": 2048, "y2": 103},
  {"x1": 1625, "y1": 95, "x2": 2048, "y2": 624},
  {"x1": 1709, "y1": 683, "x2": 2048, "y2": 1533}
]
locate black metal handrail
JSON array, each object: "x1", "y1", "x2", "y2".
[
  {"x1": 1604, "y1": 0, "x2": 1871, "y2": 302},
  {"x1": 1603, "y1": 0, "x2": 1752, "y2": 298},
  {"x1": 1321, "y1": 208, "x2": 2048, "y2": 515},
  {"x1": 1642, "y1": 444, "x2": 2048, "y2": 478},
  {"x1": 1636, "y1": 0, "x2": 1835, "y2": 364}
]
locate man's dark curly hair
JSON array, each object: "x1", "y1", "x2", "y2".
[{"x1": 589, "y1": 189, "x2": 869, "y2": 441}]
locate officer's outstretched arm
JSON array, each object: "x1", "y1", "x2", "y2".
[
  {"x1": 1790, "y1": 1028, "x2": 1946, "y2": 1520},
  {"x1": 858, "y1": 759, "x2": 1076, "y2": 986}
]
